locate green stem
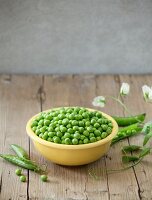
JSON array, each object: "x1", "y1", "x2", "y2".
[{"x1": 106, "y1": 96, "x2": 131, "y2": 115}]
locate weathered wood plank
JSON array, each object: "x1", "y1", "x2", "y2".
[
  {"x1": 0, "y1": 75, "x2": 41, "y2": 200},
  {"x1": 29, "y1": 75, "x2": 109, "y2": 200},
  {"x1": 119, "y1": 75, "x2": 152, "y2": 199},
  {"x1": 96, "y1": 75, "x2": 140, "y2": 200}
]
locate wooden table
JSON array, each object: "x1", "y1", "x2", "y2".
[{"x1": 0, "y1": 74, "x2": 152, "y2": 200}]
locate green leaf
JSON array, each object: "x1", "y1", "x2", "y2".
[
  {"x1": 122, "y1": 155, "x2": 139, "y2": 163},
  {"x1": 143, "y1": 131, "x2": 152, "y2": 146},
  {"x1": 122, "y1": 145, "x2": 141, "y2": 153},
  {"x1": 139, "y1": 147, "x2": 151, "y2": 158},
  {"x1": 142, "y1": 121, "x2": 152, "y2": 134}
]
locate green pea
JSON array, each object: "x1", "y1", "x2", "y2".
[
  {"x1": 15, "y1": 168, "x2": 22, "y2": 176},
  {"x1": 91, "y1": 119, "x2": 96, "y2": 125},
  {"x1": 56, "y1": 132, "x2": 63, "y2": 138},
  {"x1": 101, "y1": 125, "x2": 108, "y2": 131},
  {"x1": 83, "y1": 130, "x2": 89, "y2": 137},
  {"x1": 67, "y1": 124, "x2": 72, "y2": 128},
  {"x1": 47, "y1": 137, "x2": 53, "y2": 142},
  {"x1": 20, "y1": 175, "x2": 26, "y2": 182},
  {"x1": 89, "y1": 133, "x2": 95, "y2": 138},
  {"x1": 35, "y1": 129, "x2": 41, "y2": 135},
  {"x1": 62, "y1": 119, "x2": 69, "y2": 126},
  {"x1": 72, "y1": 120, "x2": 78, "y2": 126},
  {"x1": 31, "y1": 121, "x2": 38, "y2": 127},
  {"x1": 96, "y1": 112, "x2": 102, "y2": 118},
  {"x1": 96, "y1": 136, "x2": 101, "y2": 141},
  {"x1": 53, "y1": 136, "x2": 61, "y2": 143},
  {"x1": 85, "y1": 121, "x2": 90, "y2": 126},
  {"x1": 41, "y1": 175, "x2": 48, "y2": 182},
  {"x1": 90, "y1": 137, "x2": 96, "y2": 143},
  {"x1": 84, "y1": 138, "x2": 89, "y2": 144},
  {"x1": 79, "y1": 127, "x2": 84, "y2": 133},
  {"x1": 65, "y1": 138, "x2": 71, "y2": 144},
  {"x1": 64, "y1": 133, "x2": 71, "y2": 138},
  {"x1": 74, "y1": 132, "x2": 81, "y2": 139},
  {"x1": 79, "y1": 121, "x2": 84, "y2": 127},
  {"x1": 73, "y1": 126, "x2": 79, "y2": 131},
  {"x1": 94, "y1": 123, "x2": 100, "y2": 128},
  {"x1": 38, "y1": 119, "x2": 44, "y2": 126},
  {"x1": 94, "y1": 130, "x2": 101, "y2": 136},
  {"x1": 102, "y1": 132, "x2": 108, "y2": 139},
  {"x1": 79, "y1": 140, "x2": 83, "y2": 144},
  {"x1": 72, "y1": 138, "x2": 78, "y2": 145},
  {"x1": 60, "y1": 126, "x2": 67, "y2": 133},
  {"x1": 67, "y1": 128, "x2": 74, "y2": 134},
  {"x1": 32, "y1": 126, "x2": 37, "y2": 132}
]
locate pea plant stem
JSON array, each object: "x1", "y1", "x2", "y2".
[{"x1": 106, "y1": 96, "x2": 131, "y2": 116}]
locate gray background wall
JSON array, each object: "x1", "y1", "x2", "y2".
[{"x1": 0, "y1": 0, "x2": 152, "y2": 74}]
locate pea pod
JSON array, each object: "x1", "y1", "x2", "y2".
[
  {"x1": 121, "y1": 145, "x2": 141, "y2": 153},
  {"x1": 122, "y1": 155, "x2": 139, "y2": 163},
  {"x1": 112, "y1": 113, "x2": 146, "y2": 127},
  {"x1": 0, "y1": 154, "x2": 43, "y2": 173},
  {"x1": 11, "y1": 144, "x2": 29, "y2": 159},
  {"x1": 111, "y1": 123, "x2": 143, "y2": 145}
]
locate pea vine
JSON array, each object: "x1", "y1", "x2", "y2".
[{"x1": 89, "y1": 83, "x2": 152, "y2": 179}]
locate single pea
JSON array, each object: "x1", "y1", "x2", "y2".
[
  {"x1": 39, "y1": 133, "x2": 44, "y2": 138},
  {"x1": 79, "y1": 121, "x2": 84, "y2": 127},
  {"x1": 69, "y1": 113, "x2": 75, "y2": 120},
  {"x1": 40, "y1": 127, "x2": 46, "y2": 133},
  {"x1": 79, "y1": 127, "x2": 84, "y2": 133},
  {"x1": 60, "y1": 126, "x2": 67, "y2": 133},
  {"x1": 47, "y1": 137, "x2": 53, "y2": 142},
  {"x1": 35, "y1": 129, "x2": 41, "y2": 135},
  {"x1": 108, "y1": 123, "x2": 113, "y2": 128},
  {"x1": 55, "y1": 127, "x2": 60, "y2": 132},
  {"x1": 82, "y1": 113, "x2": 89, "y2": 119},
  {"x1": 79, "y1": 140, "x2": 83, "y2": 144},
  {"x1": 79, "y1": 110, "x2": 84, "y2": 115},
  {"x1": 91, "y1": 119, "x2": 96, "y2": 125},
  {"x1": 73, "y1": 126, "x2": 79, "y2": 131},
  {"x1": 96, "y1": 112, "x2": 102, "y2": 118},
  {"x1": 94, "y1": 130, "x2": 101, "y2": 136},
  {"x1": 72, "y1": 120, "x2": 78, "y2": 126},
  {"x1": 44, "y1": 120, "x2": 50, "y2": 126},
  {"x1": 83, "y1": 138, "x2": 89, "y2": 144},
  {"x1": 106, "y1": 127, "x2": 112, "y2": 134},
  {"x1": 38, "y1": 119, "x2": 44, "y2": 126},
  {"x1": 89, "y1": 133, "x2": 95, "y2": 138},
  {"x1": 83, "y1": 130, "x2": 89, "y2": 137},
  {"x1": 37, "y1": 125, "x2": 42, "y2": 129},
  {"x1": 61, "y1": 140, "x2": 65, "y2": 144},
  {"x1": 65, "y1": 138, "x2": 71, "y2": 145},
  {"x1": 62, "y1": 119, "x2": 69, "y2": 126},
  {"x1": 101, "y1": 125, "x2": 108, "y2": 131},
  {"x1": 73, "y1": 132, "x2": 81, "y2": 139},
  {"x1": 56, "y1": 132, "x2": 63, "y2": 138},
  {"x1": 48, "y1": 126, "x2": 54, "y2": 132},
  {"x1": 98, "y1": 127, "x2": 103, "y2": 132},
  {"x1": 20, "y1": 175, "x2": 26, "y2": 182},
  {"x1": 42, "y1": 133, "x2": 48, "y2": 140},
  {"x1": 90, "y1": 137, "x2": 96, "y2": 143},
  {"x1": 85, "y1": 121, "x2": 90, "y2": 126},
  {"x1": 31, "y1": 121, "x2": 38, "y2": 127},
  {"x1": 32, "y1": 126, "x2": 37, "y2": 132},
  {"x1": 64, "y1": 132, "x2": 71, "y2": 138},
  {"x1": 67, "y1": 108, "x2": 73, "y2": 113},
  {"x1": 45, "y1": 115, "x2": 52, "y2": 120},
  {"x1": 97, "y1": 118, "x2": 103, "y2": 124},
  {"x1": 67, "y1": 124, "x2": 72, "y2": 128},
  {"x1": 80, "y1": 135, "x2": 86, "y2": 140},
  {"x1": 102, "y1": 132, "x2": 108, "y2": 139},
  {"x1": 40, "y1": 175, "x2": 48, "y2": 182},
  {"x1": 67, "y1": 128, "x2": 74, "y2": 134},
  {"x1": 53, "y1": 136, "x2": 61, "y2": 143},
  {"x1": 72, "y1": 138, "x2": 78, "y2": 145},
  {"x1": 94, "y1": 123, "x2": 100, "y2": 128},
  {"x1": 87, "y1": 126, "x2": 94, "y2": 132},
  {"x1": 96, "y1": 136, "x2": 101, "y2": 141},
  {"x1": 15, "y1": 169, "x2": 22, "y2": 176}
]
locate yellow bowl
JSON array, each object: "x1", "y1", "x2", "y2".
[{"x1": 26, "y1": 107, "x2": 118, "y2": 166}]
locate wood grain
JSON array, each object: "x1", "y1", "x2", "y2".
[
  {"x1": 0, "y1": 75, "x2": 41, "y2": 200},
  {"x1": 1, "y1": 74, "x2": 152, "y2": 200}
]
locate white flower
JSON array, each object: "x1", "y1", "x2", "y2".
[
  {"x1": 92, "y1": 96, "x2": 106, "y2": 107},
  {"x1": 120, "y1": 83, "x2": 130, "y2": 96},
  {"x1": 142, "y1": 85, "x2": 152, "y2": 102}
]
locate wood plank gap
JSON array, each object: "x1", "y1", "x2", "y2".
[
  {"x1": 28, "y1": 75, "x2": 44, "y2": 200},
  {"x1": 118, "y1": 75, "x2": 141, "y2": 200},
  {"x1": 95, "y1": 75, "x2": 110, "y2": 200}
]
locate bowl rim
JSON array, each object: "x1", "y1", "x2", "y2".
[{"x1": 26, "y1": 107, "x2": 118, "y2": 149}]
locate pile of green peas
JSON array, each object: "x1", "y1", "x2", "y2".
[{"x1": 31, "y1": 107, "x2": 113, "y2": 145}]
